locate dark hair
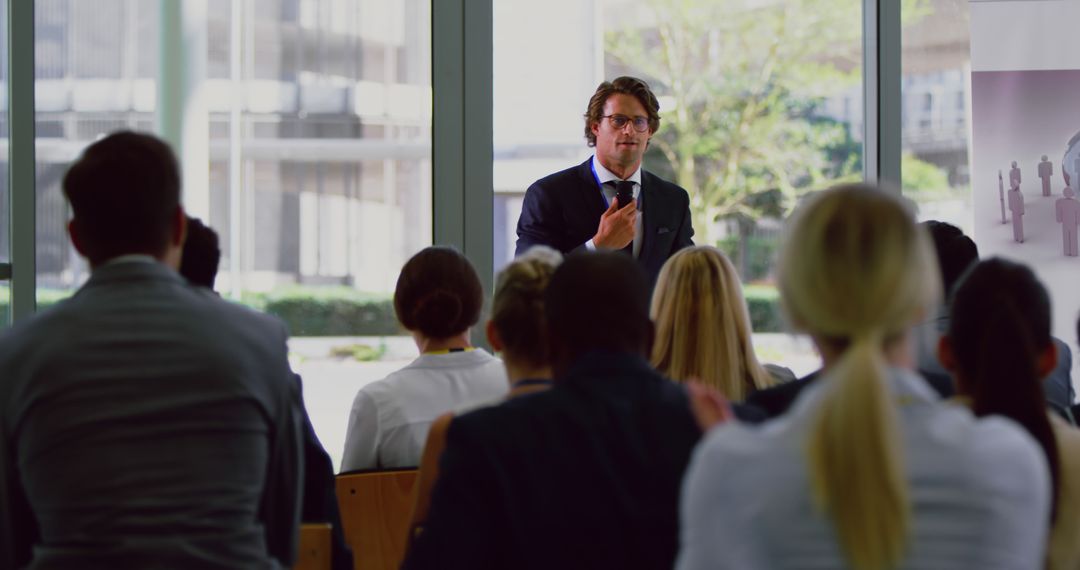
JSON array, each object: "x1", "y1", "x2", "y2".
[
  {"x1": 583, "y1": 76, "x2": 661, "y2": 147},
  {"x1": 921, "y1": 220, "x2": 979, "y2": 299},
  {"x1": 544, "y1": 251, "x2": 652, "y2": 375},
  {"x1": 394, "y1": 247, "x2": 483, "y2": 339},
  {"x1": 62, "y1": 131, "x2": 181, "y2": 265},
  {"x1": 948, "y1": 258, "x2": 1060, "y2": 522},
  {"x1": 179, "y1": 216, "x2": 221, "y2": 289}
]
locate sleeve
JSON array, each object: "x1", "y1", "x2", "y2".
[
  {"x1": 969, "y1": 420, "x2": 1051, "y2": 568},
  {"x1": 0, "y1": 420, "x2": 40, "y2": 569},
  {"x1": 260, "y1": 325, "x2": 306, "y2": 567},
  {"x1": 401, "y1": 418, "x2": 502, "y2": 570},
  {"x1": 673, "y1": 192, "x2": 695, "y2": 254},
  {"x1": 515, "y1": 181, "x2": 567, "y2": 256},
  {"x1": 675, "y1": 432, "x2": 762, "y2": 570},
  {"x1": 339, "y1": 389, "x2": 381, "y2": 472},
  {"x1": 408, "y1": 413, "x2": 454, "y2": 529}
]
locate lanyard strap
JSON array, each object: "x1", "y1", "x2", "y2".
[{"x1": 423, "y1": 347, "x2": 476, "y2": 355}]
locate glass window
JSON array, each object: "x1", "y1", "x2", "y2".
[
  {"x1": 901, "y1": 0, "x2": 971, "y2": 232},
  {"x1": 34, "y1": 0, "x2": 432, "y2": 469},
  {"x1": 493, "y1": 0, "x2": 863, "y2": 376}
]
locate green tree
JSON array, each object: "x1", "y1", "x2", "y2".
[{"x1": 606, "y1": 0, "x2": 930, "y2": 245}]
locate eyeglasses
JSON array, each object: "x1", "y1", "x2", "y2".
[{"x1": 602, "y1": 114, "x2": 651, "y2": 133}]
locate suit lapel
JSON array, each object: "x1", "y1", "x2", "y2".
[
  {"x1": 575, "y1": 158, "x2": 607, "y2": 219},
  {"x1": 639, "y1": 171, "x2": 663, "y2": 263}
]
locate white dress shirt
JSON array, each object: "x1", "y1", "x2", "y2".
[
  {"x1": 340, "y1": 349, "x2": 508, "y2": 471},
  {"x1": 677, "y1": 368, "x2": 1051, "y2": 570},
  {"x1": 586, "y1": 155, "x2": 643, "y2": 257}
]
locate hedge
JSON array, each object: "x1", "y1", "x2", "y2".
[
  {"x1": 244, "y1": 287, "x2": 401, "y2": 337},
  {"x1": 744, "y1": 285, "x2": 785, "y2": 333},
  {"x1": 4, "y1": 284, "x2": 785, "y2": 336}
]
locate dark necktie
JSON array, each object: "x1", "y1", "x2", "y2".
[{"x1": 603, "y1": 181, "x2": 636, "y2": 256}]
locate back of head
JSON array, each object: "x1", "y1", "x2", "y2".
[
  {"x1": 544, "y1": 251, "x2": 651, "y2": 375},
  {"x1": 921, "y1": 220, "x2": 978, "y2": 300},
  {"x1": 179, "y1": 216, "x2": 221, "y2": 290},
  {"x1": 948, "y1": 258, "x2": 1059, "y2": 521},
  {"x1": 492, "y1": 246, "x2": 563, "y2": 369},
  {"x1": 62, "y1": 131, "x2": 181, "y2": 265},
  {"x1": 394, "y1": 246, "x2": 483, "y2": 339},
  {"x1": 778, "y1": 183, "x2": 940, "y2": 570},
  {"x1": 650, "y1": 246, "x2": 772, "y2": 400}
]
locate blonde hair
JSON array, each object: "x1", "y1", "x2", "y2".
[
  {"x1": 650, "y1": 246, "x2": 774, "y2": 400},
  {"x1": 778, "y1": 184, "x2": 940, "y2": 570},
  {"x1": 491, "y1": 246, "x2": 563, "y2": 368}
]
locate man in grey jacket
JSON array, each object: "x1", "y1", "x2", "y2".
[{"x1": 0, "y1": 131, "x2": 304, "y2": 569}]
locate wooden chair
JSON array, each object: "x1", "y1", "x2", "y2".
[
  {"x1": 336, "y1": 469, "x2": 419, "y2": 570},
  {"x1": 293, "y1": 523, "x2": 332, "y2": 570}
]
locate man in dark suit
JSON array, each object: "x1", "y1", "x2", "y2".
[
  {"x1": 515, "y1": 76, "x2": 694, "y2": 285},
  {"x1": 404, "y1": 252, "x2": 747, "y2": 570},
  {"x1": 0, "y1": 132, "x2": 304, "y2": 568}
]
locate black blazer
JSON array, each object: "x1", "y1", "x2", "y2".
[
  {"x1": 515, "y1": 158, "x2": 694, "y2": 285},
  {"x1": 402, "y1": 351, "x2": 705, "y2": 570}
]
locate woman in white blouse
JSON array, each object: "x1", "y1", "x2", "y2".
[
  {"x1": 339, "y1": 247, "x2": 507, "y2": 471},
  {"x1": 677, "y1": 184, "x2": 1051, "y2": 569}
]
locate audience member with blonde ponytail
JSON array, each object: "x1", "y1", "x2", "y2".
[
  {"x1": 651, "y1": 246, "x2": 787, "y2": 401},
  {"x1": 677, "y1": 184, "x2": 1050, "y2": 570}
]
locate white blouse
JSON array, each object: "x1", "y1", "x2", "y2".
[
  {"x1": 340, "y1": 349, "x2": 508, "y2": 471},
  {"x1": 677, "y1": 368, "x2": 1051, "y2": 570}
]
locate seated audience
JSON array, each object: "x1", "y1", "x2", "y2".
[
  {"x1": 179, "y1": 215, "x2": 221, "y2": 290},
  {"x1": 0, "y1": 131, "x2": 304, "y2": 568},
  {"x1": 408, "y1": 245, "x2": 562, "y2": 532},
  {"x1": 340, "y1": 246, "x2": 507, "y2": 471},
  {"x1": 403, "y1": 251, "x2": 748, "y2": 569},
  {"x1": 677, "y1": 184, "x2": 1050, "y2": 569},
  {"x1": 914, "y1": 221, "x2": 1074, "y2": 416},
  {"x1": 650, "y1": 245, "x2": 786, "y2": 401},
  {"x1": 745, "y1": 218, "x2": 1073, "y2": 419},
  {"x1": 940, "y1": 258, "x2": 1080, "y2": 570},
  {"x1": 178, "y1": 218, "x2": 352, "y2": 570}
]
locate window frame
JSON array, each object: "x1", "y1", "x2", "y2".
[{"x1": 6, "y1": 0, "x2": 900, "y2": 326}]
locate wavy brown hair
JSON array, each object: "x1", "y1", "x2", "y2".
[{"x1": 583, "y1": 76, "x2": 660, "y2": 147}]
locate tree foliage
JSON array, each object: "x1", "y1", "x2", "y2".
[{"x1": 605, "y1": 0, "x2": 931, "y2": 243}]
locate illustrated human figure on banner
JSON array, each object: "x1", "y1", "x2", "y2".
[
  {"x1": 1008, "y1": 182, "x2": 1025, "y2": 243},
  {"x1": 1010, "y1": 160, "x2": 1022, "y2": 190},
  {"x1": 1038, "y1": 155, "x2": 1053, "y2": 196},
  {"x1": 1056, "y1": 186, "x2": 1080, "y2": 256},
  {"x1": 998, "y1": 170, "x2": 1007, "y2": 223}
]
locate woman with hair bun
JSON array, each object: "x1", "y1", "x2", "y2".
[
  {"x1": 407, "y1": 245, "x2": 563, "y2": 532},
  {"x1": 677, "y1": 184, "x2": 1051, "y2": 569},
  {"x1": 340, "y1": 247, "x2": 507, "y2": 471}
]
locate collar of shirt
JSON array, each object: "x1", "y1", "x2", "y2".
[
  {"x1": 592, "y1": 155, "x2": 642, "y2": 198},
  {"x1": 102, "y1": 254, "x2": 159, "y2": 267}
]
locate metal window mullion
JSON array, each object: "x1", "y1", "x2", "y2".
[
  {"x1": 9, "y1": 0, "x2": 36, "y2": 323},
  {"x1": 863, "y1": 0, "x2": 902, "y2": 189},
  {"x1": 462, "y1": 0, "x2": 493, "y2": 307}
]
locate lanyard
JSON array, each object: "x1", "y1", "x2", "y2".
[{"x1": 423, "y1": 347, "x2": 476, "y2": 355}]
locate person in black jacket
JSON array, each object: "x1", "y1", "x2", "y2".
[
  {"x1": 403, "y1": 252, "x2": 757, "y2": 570},
  {"x1": 515, "y1": 76, "x2": 694, "y2": 286}
]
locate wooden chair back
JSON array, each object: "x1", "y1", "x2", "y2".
[
  {"x1": 293, "y1": 523, "x2": 332, "y2": 570},
  {"x1": 336, "y1": 469, "x2": 418, "y2": 570}
]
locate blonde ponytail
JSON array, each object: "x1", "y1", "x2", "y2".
[
  {"x1": 778, "y1": 184, "x2": 939, "y2": 570},
  {"x1": 808, "y1": 333, "x2": 908, "y2": 570}
]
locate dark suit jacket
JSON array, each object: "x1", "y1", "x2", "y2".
[
  {"x1": 746, "y1": 369, "x2": 955, "y2": 420},
  {"x1": 402, "y1": 351, "x2": 703, "y2": 570},
  {"x1": 515, "y1": 158, "x2": 694, "y2": 285}
]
